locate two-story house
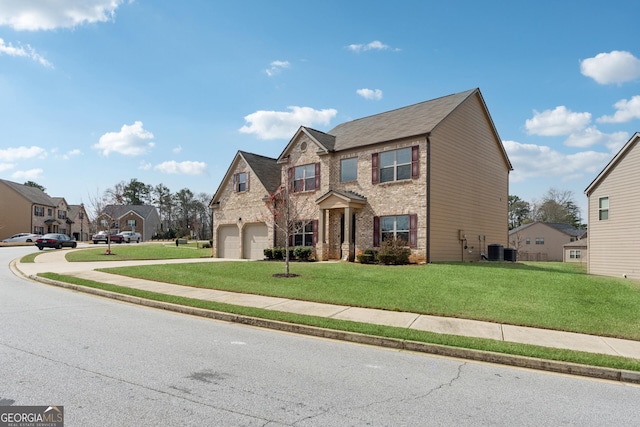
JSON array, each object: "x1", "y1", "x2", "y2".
[
  {"x1": 94, "y1": 204, "x2": 161, "y2": 242},
  {"x1": 509, "y1": 221, "x2": 587, "y2": 261},
  {"x1": 585, "y1": 132, "x2": 640, "y2": 280},
  {"x1": 0, "y1": 179, "x2": 89, "y2": 240},
  {"x1": 211, "y1": 88, "x2": 512, "y2": 262}
]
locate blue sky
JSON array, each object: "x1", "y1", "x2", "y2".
[{"x1": 1, "y1": 1, "x2": 639, "y2": 222}]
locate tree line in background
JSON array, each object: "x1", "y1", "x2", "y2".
[
  {"x1": 508, "y1": 188, "x2": 584, "y2": 230},
  {"x1": 87, "y1": 178, "x2": 213, "y2": 240}
]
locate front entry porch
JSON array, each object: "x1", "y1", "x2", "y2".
[{"x1": 315, "y1": 190, "x2": 367, "y2": 261}]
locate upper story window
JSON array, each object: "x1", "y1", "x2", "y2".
[
  {"x1": 100, "y1": 219, "x2": 108, "y2": 228},
  {"x1": 599, "y1": 197, "x2": 609, "y2": 220},
  {"x1": 47, "y1": 208, "x2": 53, "y2": 216},
  {"x1": 535, "y1": 237, "x2": 544, "y2": 245},
  {"x1": 290, "y1": 163, "x2": 320, "y2": 193},
  {"x1": 234, "y1": 172, "x2": 249, "y2": 192},
  {"x1": 58, "y1": 210, "x2": 67, "y2": 220},
  {"x1": 127, "y1": 219, "x2": 137, "y2": 228},
  {"x1": 525, "y1": 237, "x2": 531, "y2": 245},
  {"x1": 372, "y1": 146, "x2": 419, "y2": 184},
  {"x1": 340, "y1": 157, "x2": 358, "y2": 182},
  {"x1": 34, "y1": 206, "x2": 45, "y2": 217}
]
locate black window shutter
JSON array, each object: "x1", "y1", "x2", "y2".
[
  {"x1": 372, "y1": 153, "x2": 379, "y2": 184},
  {"x1": 232, "y1": 173, "x2": 237, "y2": 192},
  {"x1": 409, "y1": 214, "x2": 418, "y2": 247},
  {"x1": 315, "y1": 162, "x2": 321, "y2": 190},
  {"x1": 411, "y1": 146, "x2": 419, "y2": 179},
  {"x1": 373, "y1": 216, "x2": 380, "y2": 247},
  {"x1": 288, "y1": 167, "x2": 294, "y2": 192},
  {"x1": 312, "y1": 220, "x2": 318, "y2": 245},
  {"x1": 246, "y1": 172, "x2": 250, "y2": 191}
]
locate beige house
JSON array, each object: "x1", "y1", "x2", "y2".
[
  {"x1": 95, "y1": 204, "x2": 161, "y2": 242},
  {"x1": 509, "y1": 221, "x2": 587, "y2": 262},
  {"x1": 211, "y1": 88, "x2": 512, "y2": 262},
  {"x1": 585, "y1": 132, "x2": 640, "y2": 280},
  {"x1": 68, "y1": 204, "x2": 91, "y2": 241},
  {"x1": 0, "y1": 179, "x2": 90, "y2": 240},
  {"x1": 563, "y1": 238, "x2": 588, "y2": 264}
]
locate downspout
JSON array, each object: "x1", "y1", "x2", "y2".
[{"x1": 426, "y1": 133, "x2": 431, "y2": 263}]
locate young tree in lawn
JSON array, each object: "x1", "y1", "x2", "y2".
[{"x1": 262, "y1": 180, "x2": 315, "y2": 277}]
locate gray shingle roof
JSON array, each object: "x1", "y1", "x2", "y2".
[
  {"x1": 103, "y1": 204, "x2": 157, "y2": 219},
  {"x1": 239, "y1": 151, "x2": 281, "y2": 193},
  {"x1": 0, "y1": 179, "x2": 55, "y2": 206},
  {"x1": 327, "y1": 88, "x2": 477, "y2": 151}
]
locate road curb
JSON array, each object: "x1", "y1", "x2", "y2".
[{"x1": 23, "y1": 271, "x2": 640, "y2": 385}]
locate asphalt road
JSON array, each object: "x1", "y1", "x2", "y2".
[{"x1": 1, "y1": 246, "x2": 639, "y2": 426}]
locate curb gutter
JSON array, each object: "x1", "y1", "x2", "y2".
[{"x1": 27, "y1": 273, "x2": 640, "y2": 385}]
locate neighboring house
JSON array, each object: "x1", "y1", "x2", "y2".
[
  {"x1": 95, "y1": 204, "x2": 161, "y2": 242},
  {"x1": 50, "y1": 197, "x2": 72, "y2": 236},
  {"x1": 509, "y1": 221, "x2": 586, "y2": 261},
  {"x1": 584, "y1": 132, "x2": 640, "y2": 280},
  {"x1": 0, "y1": 179, "x2": 82, "y2": 240},
  {"x1": 211, "y1": 88, "x2": 512, "y2": 262},
  {"x1": 563, "y1": 238, "x2": 588, "y2": 264},
  {"x1": 68, "y1": 204, "x2": 91, "y2": 241}
]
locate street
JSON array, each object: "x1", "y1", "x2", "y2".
[{"x1": 1, "y1": 246, "x2": 639, "y2": 426}]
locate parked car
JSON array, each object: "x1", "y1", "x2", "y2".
[
  {"x1": 35, "y1": 233, "x2": 77, "y2": 250},
  {"x1": 2, "y1": 233, "x2": 42, "y2": 243},
  {"x1": 118, "y1": 231, "x2": 142, "y2": 243},
  {"x1": 92, "y1": 231, "x2": 124, "y2": 244}
]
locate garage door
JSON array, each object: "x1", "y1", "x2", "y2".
[
  {"x1": 218, "y1": 225, "x2": 239, "y2": 259},
  {"x1": 242, "y1": 223, "x2": 269, "y2": 260}
]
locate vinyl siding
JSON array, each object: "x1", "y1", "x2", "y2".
[
  {"x1": 429, "y1": 93, "x2": 509, "y2": 262},
  {"x1": 587, "y1": 137, "x2": 640, "y2": 279},
  {"x1": 0, "y1": 183, "x2": 33, "y2": 239}
]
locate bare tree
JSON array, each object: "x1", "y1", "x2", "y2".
[{"x1": 262, "y1": 182, "x2": 315, "y2": 277}]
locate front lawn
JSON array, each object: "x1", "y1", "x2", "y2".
[
  {"x1": 97, "y1": 260, "x2": 640, "y2": 341},
  {"x1": 66, "y1": 242, "x2": 213, "y2": 261}
]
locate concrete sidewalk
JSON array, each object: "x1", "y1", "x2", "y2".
[{"x1": 13, "y1": 247, "x2": 640, "y2": 363}]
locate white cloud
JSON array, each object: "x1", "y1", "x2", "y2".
[
  {"x1": 356, "y1": 88, "x2": 383, "y2": 100},
  {"x1": 0, "y1": 0, "x2": 128, "y2": 31},
  {"x1": 11, "y1": 168, "x2": 43, "y2": 180},
  {"x1": 55, "y1": 149, "x2": 81, "y2": 160},
  {"x1": 597, "y1": 95, "x2": 640, "y2": 123},
  {"x1": 0, "y1": 38, "x2": 51, "y2": 67},
  {"x1": 172, "y1": 145, "x2": 182, "y2": 154},
  {"x1": 265, "y1": 60, "x2": 290, "y2": 77},
  {"x1": 503, "y1": 140, "x2": 612, "y2": 183},
  {"x1": 0, "y1": 145, "x2": 46, "y2": 161},
  {"x1": 239, "y1": 106, "x2": 337, "y2": 140},
  {"x1": 564, "y1": 128, "x2": 629, "y2": 149},
  {"x1": 93, "y1": 121, "x2": 155, "y2": 156},
  {"x1": 525, "y1": 106, "x2": 591, "y2": 136},
  {"x1": 0, "y1": 163, "x2": 15, "y2": 172},
  {"x1": 580, "y1": 50, "x2": 640, "y2": 85},
  {"x1": 138, "y1": 161, "x2": 151, "y2": 170},
  {"x1": 347, "y1": 40, "x2": 397, "y2": 53},
  {"x1": 154, "y1": 160, "x2": 207, "y2": 175}
]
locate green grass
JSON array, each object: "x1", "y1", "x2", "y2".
[
  {"x1": 38, "y1": 272, "x2": 640, "y2": 373},
  {"x1": 65, "y1": 242, "x2": 213, "y2": 261},
  {"x1": 19, "y1": 252, "x2": 39, "y2": 263},
  {"x1": 97, "y1": 260, "x2": 640, "y2": 340}
]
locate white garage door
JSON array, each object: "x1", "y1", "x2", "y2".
[
  {"x1": 218, "y1": 225, "x2": 239, "y2": 259},
  {"x1": 242, "y1": 223, "x2": 269, "y2": 260}
]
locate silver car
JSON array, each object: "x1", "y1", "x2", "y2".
[{"x1": 2, "y1": 233, "x2": 42, "y2": 243}]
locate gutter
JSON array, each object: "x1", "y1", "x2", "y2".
[{"x1": 426, "y1": 133, "x2": 431, "y2": 263}]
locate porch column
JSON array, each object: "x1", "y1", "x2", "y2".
[
  {"x1": 342, "y1": 206, "x2": 353, "y2": 261},
  {"x1": 318, "y1": 208, "x2": 325, "y2": 243}
]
